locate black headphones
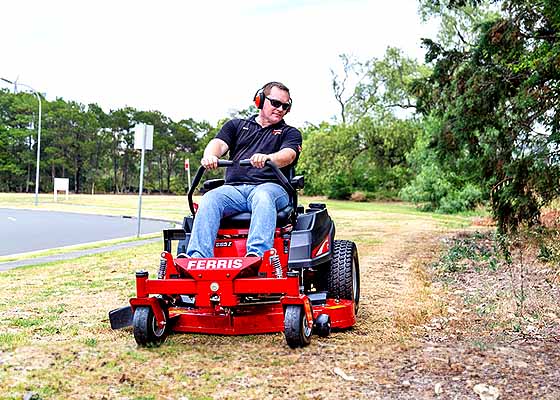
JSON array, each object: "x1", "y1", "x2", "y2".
[{"x1": 253, "y1": 82, "x2": 292, "y2": 112}]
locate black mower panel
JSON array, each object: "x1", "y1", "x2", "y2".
[{"x1": 288, "y1": 208, "x2": 335, "y2": 269}]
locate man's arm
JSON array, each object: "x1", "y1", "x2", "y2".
[
  {"x1": 249, "y1": 148, "x2": 297, "y2": 169},
  {"x1": 201, "y1": 138, "x2": 229, "y2": 170}
]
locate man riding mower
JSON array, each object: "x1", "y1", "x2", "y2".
[{"x1": 109, "y1": 160, "x2": 360, "y2": 348}]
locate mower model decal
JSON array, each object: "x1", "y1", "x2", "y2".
[
  {"x1": 215, "y1": 241, "x2": 233, "y2": 247},
  {"x1": 186, "y1": 259, "x2": 243, "y2": 269}
]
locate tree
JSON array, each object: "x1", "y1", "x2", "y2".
[
  {"x1": 302, "y1": 48, "x2": 426, "y2": 199},
  {"x1": 331, "y1": 48, "x2": 430, "y2": 125},
  {"x1": 107, "y1": 107, "x2": 137, "y2": 193},
  {"x1": 170, "y1": 118, "x2": 211, "y2": 193},
  {"x1": 418, "y1": 0, "x2": 499, "y2": 49},
  {"x1": 415, "y1": 0, "x2": 560, "y2": 231},
  {"x1": 42, "y1": 99, "x2": 101, "y2": 193},
  {"x1": 87, "y1": 103, "x2": 112, "y2": 194},
  {"x1": 0, "y1": 90, "x2": 35, "y2": 192}
]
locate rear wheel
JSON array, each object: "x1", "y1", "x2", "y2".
[
  {"x1": 133, "y1": 306, "x2": 168, "y2": 347},
  {"x1": 284, "y1": 305, "x2": 312, "y2": 348},
  {"x1": 328, "y1": 240, "x2": 360, "y2": 314}
]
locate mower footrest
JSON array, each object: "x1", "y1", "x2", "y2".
[{"x1": 307, "y1": 292, "x2": 327, "y2": 306}]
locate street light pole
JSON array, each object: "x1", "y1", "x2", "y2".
[{"x1": 1, "y1": 78, "x2": 42, "y2": 206}]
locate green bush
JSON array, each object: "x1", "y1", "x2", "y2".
[
  {"x1": 299, "y1": 118, "x2": 417, "y2": 200},
  {"x1": 438, "y1": 184, "x2": 484, "y2": 214},
  {"x1": 169, "y1": 177, "x2": 187, "y2": 195},
  {"x1": 399, "y1": 164, "x2": 452, "y2": 211}
]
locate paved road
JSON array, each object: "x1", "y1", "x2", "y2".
[{"x1": 0, "y1": 208, "x2": 175, "y2": 257}]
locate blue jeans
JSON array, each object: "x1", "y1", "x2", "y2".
[{"x1": 186, "y1": 183, "x2": 289, "y2": 258}]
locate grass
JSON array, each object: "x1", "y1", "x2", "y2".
[
  {"x1": 0, "y1": 193, "x2": 187, "y2": 221},
  {"x1": 0, "y1": 193, "x2": 475, "y2": 399},
  {"x1": 0, "y1": 192, "x2": 484, "y2": 224},
  {"x1": 0, "y1": 233, "x2": 160, "y2": 263}
]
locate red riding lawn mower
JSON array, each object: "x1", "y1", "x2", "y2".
[{"x1": 109, "y1": 160, "x2": 360, "y2": 348}]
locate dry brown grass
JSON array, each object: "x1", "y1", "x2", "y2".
[{"x1": 0, "y1": 197, "x2": 471, "y2": 399}]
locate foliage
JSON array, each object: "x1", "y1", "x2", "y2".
[
  {"x1": 418, "y1": 0, "x2": 500, "y2": 49},
  {"x1": 302, "y1": 48, "x2": 426, "y2": 199},
  {"x1": 299, "y1": 116, "x2": 419, "y2": 199},
  {"x1": 331, "y1": 48, "x2": 431, "y2": 125},
  {"x1": 0, "y1": 90, "x2": 212, "y2": 194},
  {"x1": 0, "y1": 89, "x2": 37, "y2": 192},
  {"x1": 415, "y1": 0, "x2": 560, "y2": 231},
  {"x1": 400, "y1": 115, "x2": 485, "y2": 212},
  {"x1": 433, "y1": 231, "x2": 503, "y2": 273}
]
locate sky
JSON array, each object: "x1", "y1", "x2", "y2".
[{"x1": 1, "y1": 0, "x2": 439, "y2": 128}]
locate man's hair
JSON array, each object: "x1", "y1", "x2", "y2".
[{"x1": 263, "y1": 81, "x2": 290, "y2": 97}]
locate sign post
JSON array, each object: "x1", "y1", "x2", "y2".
[
  {"x1": 185, "y1": 158, "x2": 191, "y2": 191},
  {"x1": 134, "y1": 123, "x2": 154, "y2": 238}
]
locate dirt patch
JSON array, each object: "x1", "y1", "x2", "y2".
[{"x1": 392, "y1": 229, "x2": 560, "y2": 400}]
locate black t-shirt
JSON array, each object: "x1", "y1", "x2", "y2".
[{"x1": 216, "y1": 115, "x2": 302, "y2": 185}]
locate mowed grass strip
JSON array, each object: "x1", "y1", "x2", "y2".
[
  {"x1": 0, "y1": 194, "x2": 475, "y2": 399},
  {"x1": 0, "y1": 193, "x2": 479, "y2": 226}
]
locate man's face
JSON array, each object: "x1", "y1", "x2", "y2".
[{"x1": 261, "y1": 86, "x2": 290, "y2": 124}]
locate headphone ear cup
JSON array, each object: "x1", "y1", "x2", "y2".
[{"x1": 254, "y1": 90, "x2": 265, "y2": 109}]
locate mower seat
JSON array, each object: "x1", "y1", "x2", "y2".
[{"x1": 219, "y1": 205, "x2": 294, "y2": 229}]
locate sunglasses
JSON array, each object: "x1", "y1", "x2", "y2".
[{"x1": 266, "y1": 96, "x2": 291, "y2": 111}]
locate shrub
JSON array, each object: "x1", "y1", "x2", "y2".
[{"x1": 438, "y1": 184, "x2": 484, "y2": 214}]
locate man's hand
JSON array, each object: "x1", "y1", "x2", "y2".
[
  {"x1": 249, "y1": 153, "x2": 270, "y2": 169},
  {"x1": 201, "y1": 155, "x2": 219, "y2": 170},
  {"x1": 201, "y1": 139, "x2": 229, "y2": 170}
]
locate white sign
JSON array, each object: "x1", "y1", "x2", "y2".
[
  {"x1": 53, "y1": 178, "x2": 69, "y2": 201},
  {"x1": 133, "y1": 124, "x2": 154, "y2": 150},
  {"x1": 134, "y1": 123, "x2": 154, "y2": 237}
]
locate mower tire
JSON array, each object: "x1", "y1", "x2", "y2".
[
  {"x1": 328, "y1": 240, "x2": 360, "y2": 314},
  {"x1": 284, "y1": 305, "x2": 312, "y2": 348},
  {"x1": 133, "y1": 306, "x2": 168, "y2": 347}
]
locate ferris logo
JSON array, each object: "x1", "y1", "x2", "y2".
[
  {"x1": 186, "y1": 259, "x2": 243, "y2": 269},
  {"x1": 272, "y1": 129, "x2": 282, "y2": 135}
]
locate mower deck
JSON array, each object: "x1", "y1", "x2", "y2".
[{"x1": 165, "y1": 298, "x2": 355, "y2": 336}]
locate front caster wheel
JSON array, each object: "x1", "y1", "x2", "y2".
[
  {"x1": 133, "y1": 306, "x2": 168, "y2": 347},
  {"x1": 284, "y1": 305, "x2": 312, "y2": 348}
]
